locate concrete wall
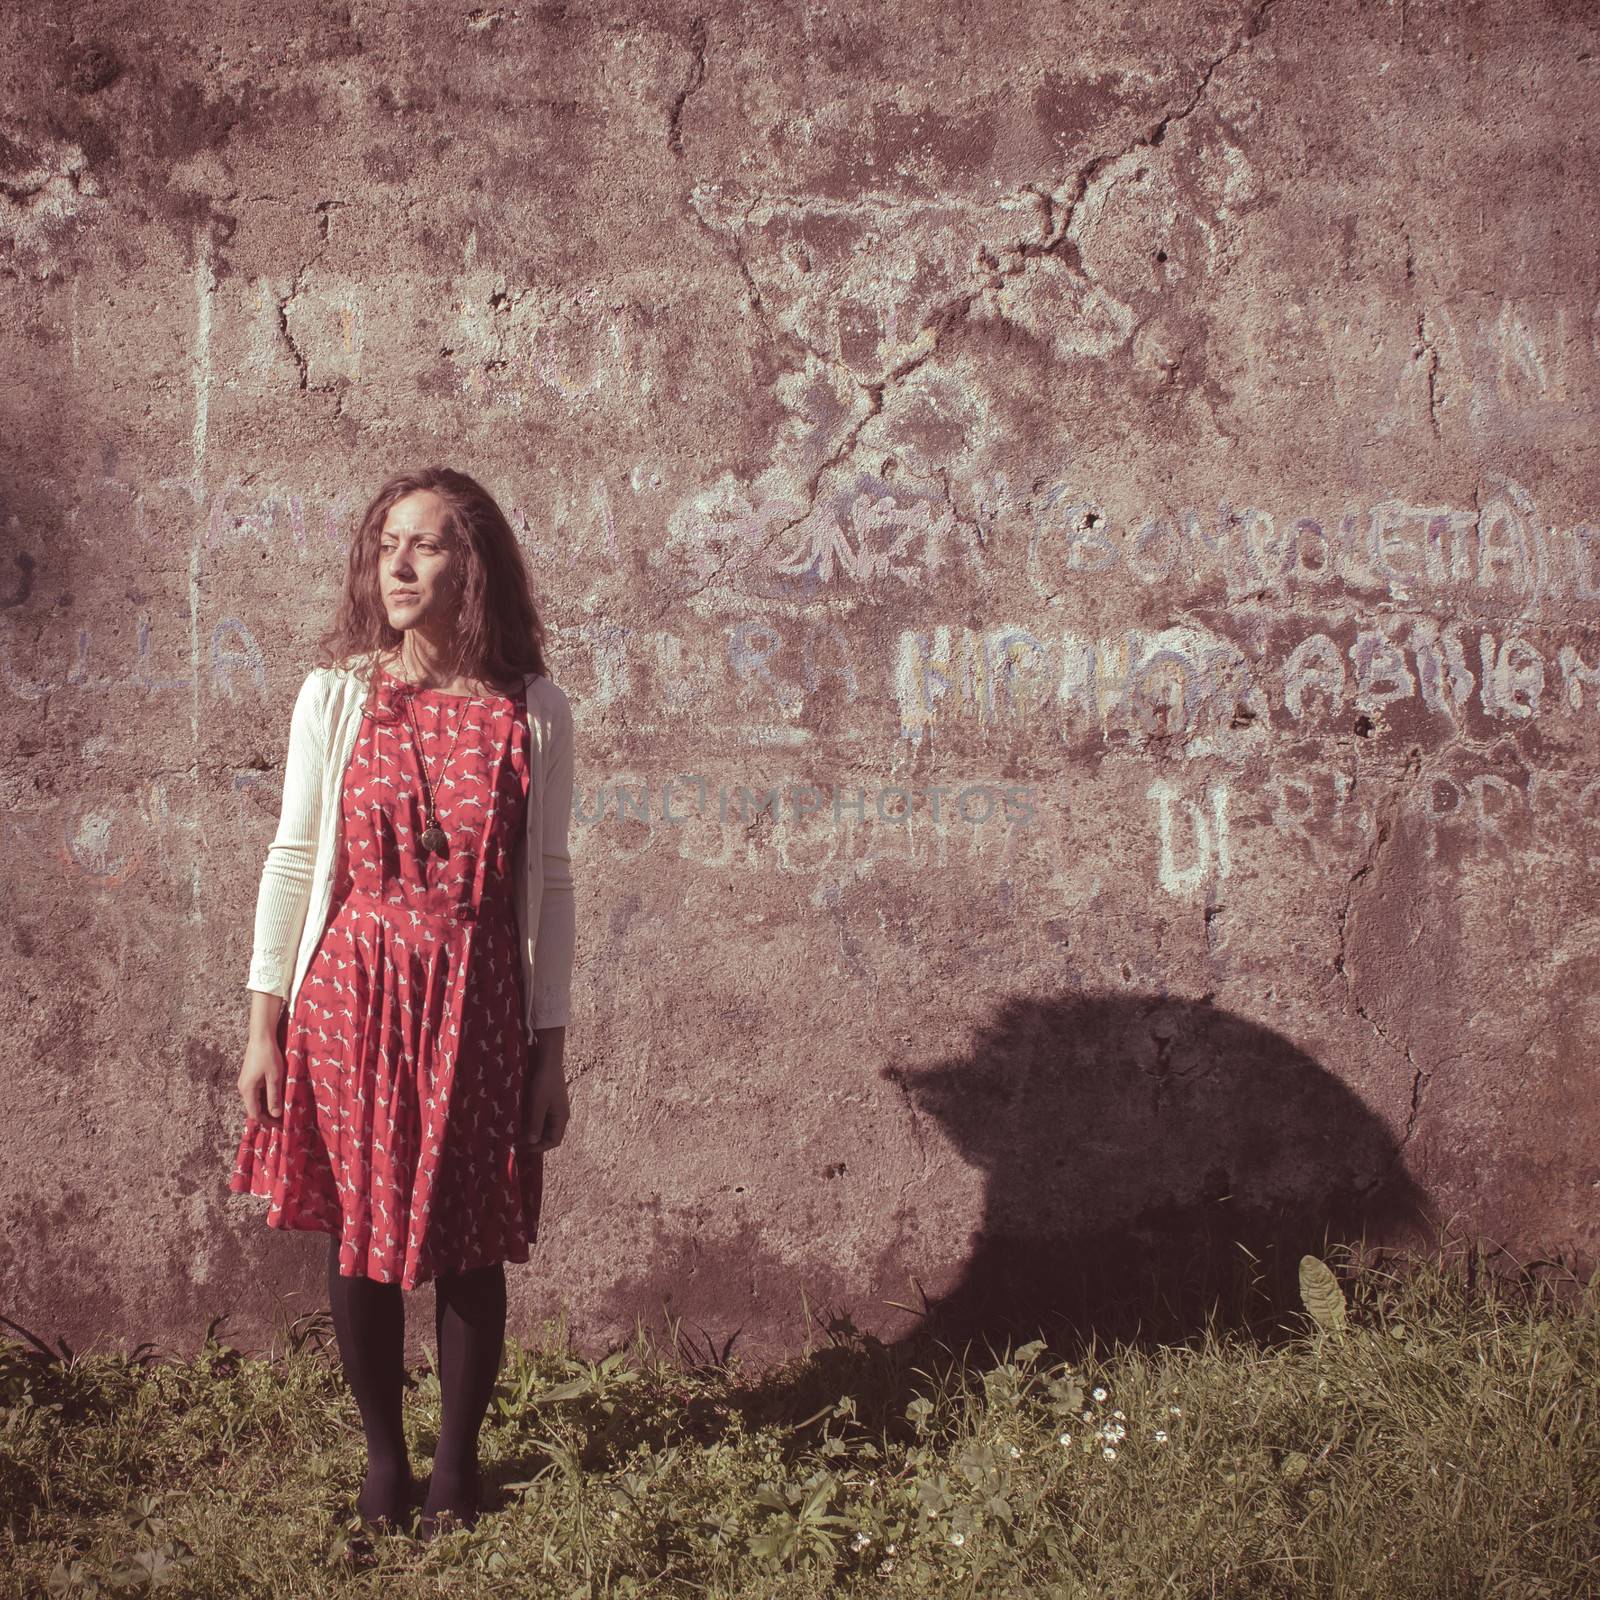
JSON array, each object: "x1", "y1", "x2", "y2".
[{"x1": 2, "y1": 0, "x2": 1596, "y2": 1364}]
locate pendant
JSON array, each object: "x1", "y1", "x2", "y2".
[{"x1": 420, "y1": 822, "x2": 448, "y2": 856}]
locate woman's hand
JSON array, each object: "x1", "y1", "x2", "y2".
[
  {"x1": 238, "y1": 1031, "x2": 286, "y2": 1127},
  {"x1": 239, "y1": 990, "x2": 287, "y2": 1126},
  {"x1": 519, "y1": 1027, "x2": 569, "y2": 1153}
]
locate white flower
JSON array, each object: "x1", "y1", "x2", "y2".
[
  {"x1": 1112, "y1": 1409, "x2": 1125, "y2": 1420},
  {"x1": 1009, "y1": 1444, "x2": 1023, "y2": 1459},
  {"x1": 1081, "y1": 1409, "x2": 1093, "y2": 1422},
  {"x1": 1058, "y1": 1432, "x2": 1072, "y2": 1446},
  {"x1": 1092, "y1": 1387, "x2": 1108, "y2": 1402},
  {"x1": 1154, "y1": 1429, "x2": 1168, "y2": 1443},
  {"x1": 1169, "y1": 1405, "x2": 1182, "y2": 1416},
  {"x1": 1102, "y1": 1446, "x2": 1117, "y2": 1460},
  {"x1": 950, "y1": 1531, "x2": 966, "y2": 1547},
  {"x1": 878, "y1": 1559, "x2": 894, "y2": 1575},
  {"x1": 852, "y1": 1530, "x2": 871, "y2": 1550}
]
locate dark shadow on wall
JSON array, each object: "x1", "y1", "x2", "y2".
[
  {"x1": 446, "y1": 996, "x2": 1439, "y2": 1522},
  {"x1": 598, "y1": 989, "x2": 1434, "y2": 1366},
  {"x1": 877, "y1": 989, "x2": 1434, "y2": 1354}
]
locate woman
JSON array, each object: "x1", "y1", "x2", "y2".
[{"x1": 229, "y1": 466, "x2": 577, "y2": 1539}]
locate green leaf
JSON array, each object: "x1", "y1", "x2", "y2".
[
  {"x1": 532, "y1": 1376, "x2": 593, "y2": 1403},
  {"x1": 799, "y1": 1475, "x2": 837, "y2": 1520},
  {"x1": 748, "y1": 1530, "x2": 792, "y2": 1560},
  {"x1": 956, "y1": 1440, "x2": 995, "y2": 1486},
  {"x1": 1298, "y1": 1255, "x2": 1348, "y2": 1335},
  {"x1": 1049, "y1": 1378, "x2": 1085, "y2": 1415},
  {"x1": 46, "y1": 1559, "x2": 90, "y2": 1598}
]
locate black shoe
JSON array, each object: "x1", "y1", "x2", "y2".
[
  {"x1": 418, "y1": 1465, "x2": 481, "y2": 1539},
  {"x1": 355, "y1": 1462, "x2": 416, "y2": 1535}
]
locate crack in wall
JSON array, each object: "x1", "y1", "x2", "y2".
[
  {"x1": 1039, "y1": 0, "x2": 1282, "y2": 268},
  {"x1": 276, "y1": 262, "x2": 311, "y2": 390},
  {"x1": 928, "y1": 463, "x2": 995, "y2": 563},
  {"x1": 274, "y1": 199, "x2": 348, "y2": 394},
  {"x1": 689, "y1": 188, "x2": 825, "y2": 368},
  {"x1": 881, "y1": 1061, "x2": 933, "y2": 1225},
  {"x1": 665, "y1": 14, "x2": 708, "y2": 156},
  {"x1": 750, "y1": 377, "x2": 885, "y2": 577},
  {"x1": 663, "y1": 0, "x2": 1285, "y2": 614},
  {"x1": 1331, "y1": 745, "x2": 1434, "y2": 1160},
  {"x1": 1415, "y1": 309, "x2": 1442, "y2": 439},
  {"x1": 1399, "y1": 1058, "x2": 1429, "y2": 1151},
  {"x1": 1141, "y1": 1027, "x2": 1222, "y2": 1117}
]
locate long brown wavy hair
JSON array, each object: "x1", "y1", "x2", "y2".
[{"x1": 313, "y1": 467, "x2": 550, "y2": 693}]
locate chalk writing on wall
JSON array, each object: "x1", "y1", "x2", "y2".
[
  {"x1": 1147, "y1": 780, "x2": 1232, "y2": 899},
  {"x1": 0, "y1": 616, "x2": 268, "y2": 699}
]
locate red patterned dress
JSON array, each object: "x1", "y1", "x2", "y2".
[{"x1": 229, "y1": 665, "x2": 542, "y2": 1288}]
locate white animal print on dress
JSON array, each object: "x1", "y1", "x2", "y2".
[{"x1": 229, "y1": 667, "x2": 540, "y2": 1289}]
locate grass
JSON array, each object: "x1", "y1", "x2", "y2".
[{"x1": 1, "y1": 1235, "x2": 1596, "y2": 1598}]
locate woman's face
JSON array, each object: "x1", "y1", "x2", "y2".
[{"x1": 378, "y1": 490, "x2": 456, "y2": 637}]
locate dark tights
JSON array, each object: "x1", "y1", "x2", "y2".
[{"x1": 326, "y1": 1240, "x2": 507, "y2": 1530}]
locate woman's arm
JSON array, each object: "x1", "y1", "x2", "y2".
[
  {"x1": 239, "y1": 988, "x2": 289, "y2": 1122},
  {"x1": 521, "y1": 1022, "x2": 569, "y2": 1150},
  {"x1": 244, "y1": 669, "x2": 326, "y2": 1031},
  {"x1": 248, "y1": 989, "x2": 286, "y2": 1046},
  {"x1": 238, "y1": 671, "x2": 326, "y2": 1122},
  {"x1": 530, "y1": 1025, "x2": 565, "y2": 1075}
]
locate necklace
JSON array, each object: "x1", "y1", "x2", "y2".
[{"x1": 385, "y1": 661, "x2": 487, "y2": 858}]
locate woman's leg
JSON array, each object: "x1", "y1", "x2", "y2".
[
  {"x1": 422, "y1": 1260, "x2": 507, "y2": 1528},
  {"x1": 326, "y1": 1240, "x2": 412, "y2": 1527}
]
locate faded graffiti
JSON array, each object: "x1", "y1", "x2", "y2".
[
  {"x1": 40, "y1": 462, "x2": 1597, "y2": 618},
  {"x1": 654, "y1": 473, "x2": 1600, "y2": 611},
  {"x1": 561, "y1": 613, "x2": 1600, "y2": 744},
  {"x1": 1147, "y1": 780, "x2": 1232, "y2": 899},
  {"x1": 9, "y1": 462, "x2": 1597, "y2": 915},
  {"x1": 892, "y1": 619, "x2": 1600, "y2": 745},
  {"x1": 0, "y1": 615, "x2": 267, "y2": 699}
]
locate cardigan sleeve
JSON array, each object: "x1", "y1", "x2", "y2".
[
  {"x1": 529, "y1": 686, "x2": 576, "y2": 1028},
  {"x1": 245, "y1": 670, "x2": 326, "y2": 1000}
]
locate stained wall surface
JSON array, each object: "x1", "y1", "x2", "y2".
[{"x1": 2, "y1": 0, "x2": 1597, "y2": 1363}]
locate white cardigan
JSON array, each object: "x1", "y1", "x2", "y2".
[{"x1": 245, "y1": 659, "x2": 576, "y2": 1034}]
